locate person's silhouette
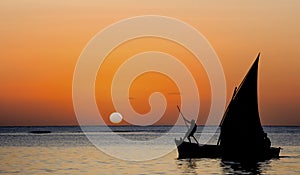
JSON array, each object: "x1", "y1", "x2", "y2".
[
  {"x1": 263, "y1": 133, "x2": 271, "y2": 149},
  {"x1": 182, "y1": 119, "x2": 199, "y2": 144}
]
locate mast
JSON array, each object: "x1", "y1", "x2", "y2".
[{"x1": 217, "y1": 87, "x2": 237, "y2": 145}]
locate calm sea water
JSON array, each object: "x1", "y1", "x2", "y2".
[{"x1": 0, "y1": 126, "x2": 299, "y2": 175}]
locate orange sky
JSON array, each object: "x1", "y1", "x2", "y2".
[{"x1": 0, "y1": 0, "x2": 299, "y2": 126}]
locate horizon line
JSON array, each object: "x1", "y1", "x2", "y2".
[{"x1": 1, "y1": 124, "x2": 300, "y2": 127}]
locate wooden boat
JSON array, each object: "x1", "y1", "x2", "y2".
[{"x1": 175, "y1": 53, "x2": 281, "y2": 162}]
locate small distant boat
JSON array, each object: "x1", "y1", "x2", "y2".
[
  {"x1": 175, "y1": 53, "x2": 281, "y2": 162},
  {"x1": 29, "y1": 131, "x2": 51, "y2": 134}
]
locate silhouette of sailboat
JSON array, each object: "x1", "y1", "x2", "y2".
[{"x1": 175, "y1": 53, "x2": 281, "y2": 162}]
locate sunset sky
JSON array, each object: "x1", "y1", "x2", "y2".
[{"x1": 0, "y1": 0, "x2": 299, "y2": 126}]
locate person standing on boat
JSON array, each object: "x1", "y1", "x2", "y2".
[
  {"x1": 182, "y1": 118, "x2": 199, "y2": 144},
  {"x1": 176, "y1": 105, "x2": 199, "y2": 144}
]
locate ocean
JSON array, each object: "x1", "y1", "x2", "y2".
[{"x1": 0, "y1": 126, "x2": 299, "y2": 175}]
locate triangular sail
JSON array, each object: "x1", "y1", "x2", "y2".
[{"x1": 218, "y1": 53, "x2": 265, "y2": 160}]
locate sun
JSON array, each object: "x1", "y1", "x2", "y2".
[{"x1": 109, "y1": 112, "x2": 123, "y2": 124}]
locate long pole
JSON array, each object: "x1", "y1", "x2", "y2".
[{"x1": 177, "y1": 105, "x2": 189, "y2": 129}]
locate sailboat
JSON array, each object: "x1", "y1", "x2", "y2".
[{"x1": 175, "y1": 53, "x2": 281, "y2": 162}]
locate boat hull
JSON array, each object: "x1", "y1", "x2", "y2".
[
  {"x1": 175, "y1": 140, "x2": 221, "y2": 159},
  {"x1": 175, "y1": 139, "x2": 281, "y2": 161}
]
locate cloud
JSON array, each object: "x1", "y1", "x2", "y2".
[{"x1": 168, "y1": 92, "x2": 180, "y2": 95}]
